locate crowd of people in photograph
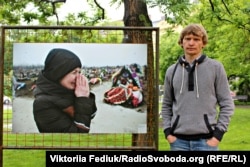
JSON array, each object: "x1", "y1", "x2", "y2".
[{"x1": 13, "y1": 63, "x2": 147, "y2": 109}]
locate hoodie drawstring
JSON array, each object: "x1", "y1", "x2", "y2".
[
  {"x1": 180, "y1": 63, "x2": 185, "y2": 94},
  {"x1": 195, "y1": 62, "x2": 199, "y2": 98}
]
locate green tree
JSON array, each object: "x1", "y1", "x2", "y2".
[{"x1": 159, "y1": 31, "x2": 182, "y2": 84}]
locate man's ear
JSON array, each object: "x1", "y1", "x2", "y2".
[{"x1": 179, "y1": 43, "x2": 183, "y2": 48}]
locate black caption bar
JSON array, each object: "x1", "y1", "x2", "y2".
[{"x1": 46, "y1": 151, "x2": 249, "y2": 167}]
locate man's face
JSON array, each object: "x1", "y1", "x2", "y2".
[{"x1": 181, "y1": 33, "x2": 205, "y2": 57}]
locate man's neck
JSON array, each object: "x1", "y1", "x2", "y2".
[{"x1": 184, "y1": 54, "x2": 202, "y2": 63}]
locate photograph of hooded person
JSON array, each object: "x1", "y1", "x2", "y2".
[{"x1": 33, "y1": 48, "x2": 97, "y2": 133}]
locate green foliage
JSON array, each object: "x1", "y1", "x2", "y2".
[
  {"x1": 23, "y1": 12, "x2": 39, "y2": 24},
  {"x1": 3, "y1": 73, "x2": 12, "y2": 97},
  {"x1": 159, "y1": 32, "x2": 182, "y2": 84},
  {"x1": 0, "y1": 0, "x2": 104, "y2": 25},
  {"x1": 148, "y1": 0, "x2": 192, "y2": 25}
]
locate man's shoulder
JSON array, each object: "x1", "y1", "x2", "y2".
[
  {"x1": 205, "y1": 57, "x2": 223, "y2": 66},
  {"x1": 166, "y1": 62, "x2": 179, "y2": 74},
  {"x1": 167, "y1": 62, "x2": 178, "y2": 70}
]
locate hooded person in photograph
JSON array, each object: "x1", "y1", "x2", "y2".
[{"x1": 33, "y1": 48, "x2": 97, "y2": 133}]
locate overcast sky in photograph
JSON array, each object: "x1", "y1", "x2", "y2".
[{"x1": 13, "y1": 43, "x2": 147, "y2": 67}]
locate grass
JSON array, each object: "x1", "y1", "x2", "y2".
[
  {"x1": 2, "y1": 105, "x2": 250, "y2": 166},
  {"x1": 216, "y1": 106, "x2": 250, "y2": 150}
]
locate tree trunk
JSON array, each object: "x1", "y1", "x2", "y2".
[
  {"x1": 123, "y1": 0, "x2": 153, "y2": 42},
  {"x1": 123, "y1": 0, "x2": 156, "y2": 150}
]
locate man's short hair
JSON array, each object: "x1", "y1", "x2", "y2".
[{"x1": 178, "y1": 23, "x2": 208, "y2": 45}]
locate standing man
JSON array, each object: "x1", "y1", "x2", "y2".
[{"x1": 161, "y1": 24, "x2": 234, "y2": 151}]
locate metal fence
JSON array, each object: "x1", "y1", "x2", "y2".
[{"x1": 0, "y1": 25, "x2": 159, "y2": 166}]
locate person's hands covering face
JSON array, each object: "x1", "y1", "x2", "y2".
[{"x1": 75, "y1": 74, "x2": 90, "y2": 97}]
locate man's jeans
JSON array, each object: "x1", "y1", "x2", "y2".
[{"x1": 170, "y1": 138, "x2": 219, "y2": 151}]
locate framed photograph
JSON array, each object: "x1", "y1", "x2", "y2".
[{"x1": 12, "y1": 43, "x2": 147, "y2": 134}]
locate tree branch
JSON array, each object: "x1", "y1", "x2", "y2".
[
  {"x1": 93, "y1": 0, "x2": 105, "y2": 19},
  {"x1": 208, "y1": 0, "x2": 250, "y2": 32},
  {"x1": 37, "y1": 0, "x2": 66, "y2": 25},
  {"x1": 221, "y1": 0, "x2": 231, "y2": 15},
  {"x1": 209, "y1": 0, "x2": 214, "y2": 11}
]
